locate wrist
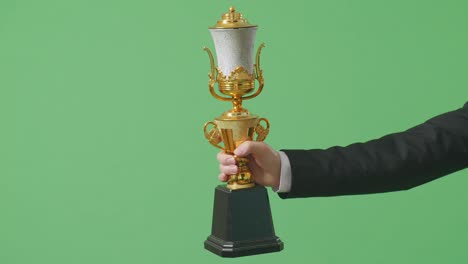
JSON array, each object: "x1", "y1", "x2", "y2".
[{"x1": 275, "y1": 151, "x2": 292, "y2": 193}]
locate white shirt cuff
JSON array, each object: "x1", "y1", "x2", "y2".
[{"x1": 272, "y1": 151, "x2": 292, "y2": 193}]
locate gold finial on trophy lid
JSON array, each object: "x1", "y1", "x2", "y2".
[{"x1": 210, "y1": 6, "x2": 257, "y2": 29}]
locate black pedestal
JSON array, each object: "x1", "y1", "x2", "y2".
[{"x1": 204, "y1": 185, "x2": 283, "y2": 258}]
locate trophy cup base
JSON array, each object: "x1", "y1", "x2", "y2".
[
  {"x1": 227, "y1": 182, "x2": 255, "y2": 190},
  {"x1": 204, "y1": 185, "x2": 284, "y2": 258}
]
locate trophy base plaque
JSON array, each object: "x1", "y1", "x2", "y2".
[{"x1": 204, "y1": 185, "x2": 283, "y2": 258}]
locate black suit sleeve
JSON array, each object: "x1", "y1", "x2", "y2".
[{"x1": 279, "y1": 102, "x2": 468, "y2": 198}]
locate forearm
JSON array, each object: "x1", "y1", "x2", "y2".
[{"x1": 279, "y1": 102, "x2": 468, "y2": 198}]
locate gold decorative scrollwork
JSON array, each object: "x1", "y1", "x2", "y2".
[
  {"x1": 203, "y1": 121, "x2": 224, "y2": 150},
  {"x1": 204, "y1": 47, "x2": 231, "y2": 102},
  {"x1": 243, "y1": 43, "x2": 265, "y2": 101},
  {"x1": 255, "y1": 117, "x2": 270, "y2": 142},
  {"x1": 216, "y1": 66, "x2": 255, "y2": 82}
]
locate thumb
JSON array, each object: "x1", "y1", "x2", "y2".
[{"x1": 234, "y1": 141, "x2": 265, "y2": 157}]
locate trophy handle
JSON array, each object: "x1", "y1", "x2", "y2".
[
  {"x1": 203, "y1": 121, "x2": 224, "y2": 150},
  {"x1": 203, "y1": 47, "x2": 231, "y2": 102},
  {"x1": 243, "y1": 43, "x2": 266, "y2": 101},
  {"x1": 255, "y1": 117, "x2": 270, "y2": 142}
]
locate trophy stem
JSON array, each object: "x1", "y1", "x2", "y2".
[
  {"x1": 232, "y1": 96, "x2": 243, "y2": 112},
  {"x1": 227, "y1": 156, "x2": 255, "y2": 190}
]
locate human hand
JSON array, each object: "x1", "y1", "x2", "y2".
[{"x1": 217, "y1": 141, "x2": 281, "y2": 189}]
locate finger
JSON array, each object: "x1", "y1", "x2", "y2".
[
  {"x1": 218, "y1": 173, "x2": 229, "y2": 182},
  {"x1": 216, "y1": 152, "x2": 236, "y2": 165},
  {"x1": 234, "y1": 141, "x2": 265, "y2": 157},
  {"x1": 219, "y1": 164, "x2": 238, "y2": 175}
]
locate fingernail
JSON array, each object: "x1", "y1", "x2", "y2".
[{"x1": 227, "y1": 157, "x2": 235, "y2": 163}]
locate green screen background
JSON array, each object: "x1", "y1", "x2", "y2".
[{"x1": 1, "y1": 0, "x2": 468, "y2": 263}]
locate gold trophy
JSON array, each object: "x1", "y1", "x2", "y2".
[{"x1": 202, "y1": 7, "x2": 283, "y2": 258}]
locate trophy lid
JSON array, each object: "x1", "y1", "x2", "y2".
[{"x1": 210, "y1": 6, "x2": 257, "y2": 29}]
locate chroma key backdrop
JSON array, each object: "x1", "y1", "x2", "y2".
[{"x1": 1, "y1": 0, "x2": 468, "y2": 263}]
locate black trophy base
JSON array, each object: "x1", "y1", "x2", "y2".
[{"x1": 204, "y1": 185, "x2": 284, "y2": 258}]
